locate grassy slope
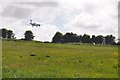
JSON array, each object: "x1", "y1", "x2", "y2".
[{"x1": 2, "y1": 40, "x2": 118, "y2": 78}]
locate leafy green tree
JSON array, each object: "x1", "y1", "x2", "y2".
[
  {"x1": 63, "y1": 32, "x2": 71, "y2": 43},
  {"x1": 78, "y1": 35, "x2": 82, "y2": 43},
  {"x1": 1, "y1": 28, "x2": 8, "y2": 38},
  {"x1": 105, "y1": 35, "x2": 115, "y2": 44},
  {"x1": 91, "y1": 35, "x2": 96, "y2": 44},
  {"x1": 11, "y1": 33, "x2": 15, "y2": 39},
  {"x1": 0, "y1": 29, "x2": 2, "y2": 37},
  {"x1": 63, "y1": 32, "x2": 79, "y2": 43},
  {"x1": 0, "y1": 28, "x2": 15, "y2": 39},
  {"x1": 95, "y1": 35, "x2": 104, "y2": 44},
  {"x1": 24, "y1": 30, "x2": 34, "y2": 41},
  {"x1": 81, "y1": 34, "x2": 91, "y2": 43},
  {"x1": 7, "y1": 30, "x2": 13, "y2": 38},
  {"x1": 52, "y1": 32, "x2": 63, "y2": 43}
]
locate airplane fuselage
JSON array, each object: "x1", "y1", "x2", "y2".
[
  {"x1": 30, "y1": 19, "x2": 41, "y2": 27},
  {"x1": 30, "y1": 23, "x2": 41, "y2": 27}
]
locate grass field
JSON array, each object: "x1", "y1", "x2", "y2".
[{"x1": 2, "y1": 39, "x2": 119, "y2": 78}]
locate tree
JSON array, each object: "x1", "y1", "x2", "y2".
[
  {"x1": 95, "y1": 35, "x2": 104, "y2": 44},
  {"x1": 81, "y1": 34, "x2": 91, "y2": 43},
  {"x1": 52, "y1": 31, "x2": 116, "y2": 45},
  {"x1": 52, "y1": 32, "x2": 63, "y2": 43},
  {"x1": 105, "y1": 35, "x2": 115, "y2": 45},
  {"x1": 63, "y1": 32, "x2": 71, "y2": 43},
  {"x1": 1, "y1": 28, "x2": 8, "y2": 38},
  {"x1": 0, "y1": 29, "x2": 2, "y2": 38},
  {"x1": 78, "y1": 35, "x2": 82, "y2": 43},
  {"x1": 24, "y1": 30, "x2": 34, "y2": 41},
  {"x1": 11, "y1": 33, "x2": 15, "y2": 39},
  {"x1": 91, "y1": 35, "x2": 96, "y2": 44},
  {"x1": 7, "y1": 30, "x2": 13, "y2": 38},
  {"x1": 63, "y1": 32, "x2": 78, "y2": 43},
  {"x1": 0, "y1": 28, "x2": 15, "y2": 39}
]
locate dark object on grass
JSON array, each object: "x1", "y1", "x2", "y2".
[
  {"x1": 46, "y1": 55, "x2": 50, "y2": 57},
  {"x1": 44, "y1": 41, "x2": 50, "y2": 43},
  {"x1": 30, "y1": 54, "x2": 36, "y2": 56},
  {"x1": 20, "y1": 56, "x2": 22, "y2": 58}
]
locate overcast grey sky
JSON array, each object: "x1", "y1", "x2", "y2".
[{"x1": 1, "y1": 0, "x2": 119, "y2": 41}]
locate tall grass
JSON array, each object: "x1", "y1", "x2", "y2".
[{"x1": 2, "y1": 40, "x2": 118, "y2": 78}]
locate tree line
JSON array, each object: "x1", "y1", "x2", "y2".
[
  {"x1": 0, "y1": 28, "x2": 15, "y2": 39},
  {"x1": 0, "y1": 28, "x2": 34, "y2": 41},
  {"x1": 52, "y1": 32, "x2": 116, "y2": 45},
  {"x1": 0, "y1": 28, "x2": 117, "y2": 45}
]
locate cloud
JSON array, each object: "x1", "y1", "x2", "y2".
[
  {"x1": 19, "y1": 2, "x2": 58, "y2": 7},
  {"x1": 1, "y1": 0, "x2": 119, "y2": 41},
  {"x1": 118, "y1": 1, "x2": 120, "y2": 39},
  {"x1": 62, "y1": 0, "x2": 118, "y2": 37},
  {"x1": 2, "y1": 4, "x2": 32, "y2": 19},
  {"x1": 1, "y1": 1, "x2": 61, "y2": 41},
  {"x1": 2, "y1": 2, "x2": 60, "y2": 21},
  {"x1": 2, "y1": 0, "x2": 57, "y2": 2}
]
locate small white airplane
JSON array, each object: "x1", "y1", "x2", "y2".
[{"x1": 30, "y1": 20, "x2": 41, "y2": 27}]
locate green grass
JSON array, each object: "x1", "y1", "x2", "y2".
[{"x1": 2, "y1": 39, "x2": 119, "y2": 78}]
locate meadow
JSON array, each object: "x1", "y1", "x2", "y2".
[{"x1": 2, "y1": 39, "x2": 119, "y2": 78}]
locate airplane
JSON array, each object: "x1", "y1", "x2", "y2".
[{"x1": 30, "y1": 20, "x2": 41, "y2": 27}]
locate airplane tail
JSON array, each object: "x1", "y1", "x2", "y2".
[{"x1": 30, "y1": 20, "x2": 32, "y2": 23}]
